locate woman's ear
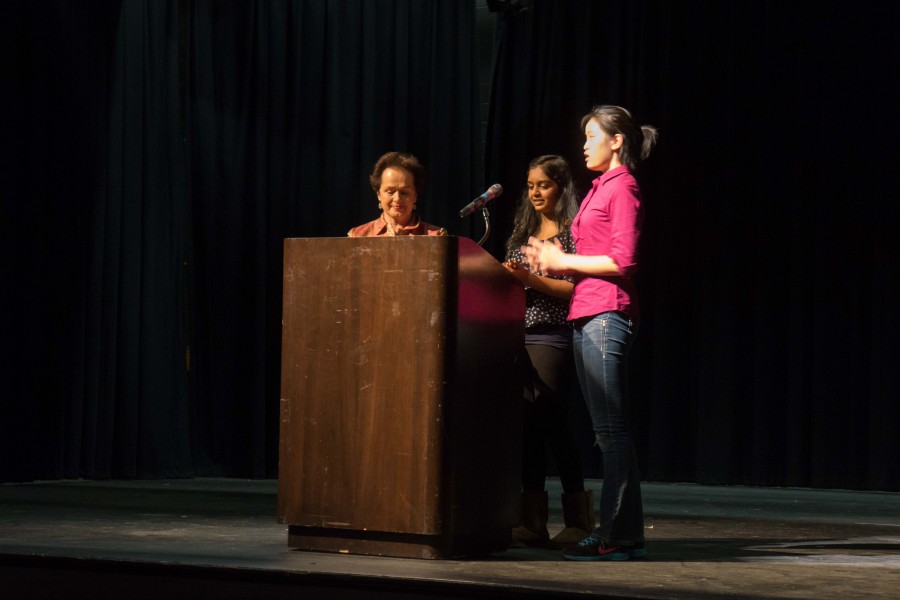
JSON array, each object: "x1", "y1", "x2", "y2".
[{"x1": 610, "y1": 133, "x2": 624, "y2": 151}]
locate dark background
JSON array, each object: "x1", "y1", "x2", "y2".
[{"x1": 2, "y1": 1, "x2": 898, "y2": 490}]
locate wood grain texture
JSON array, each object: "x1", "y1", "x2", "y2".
[{"x1": 277, "y1": 236, "x2": 524, "y2": 557}]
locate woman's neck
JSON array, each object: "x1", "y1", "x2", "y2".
[
  {"x1": 383, "y1": 211, "x2": 416, "y2": 232},
  {"x1": 536, "y1": 214, "x2": 559, "y2": 240}
]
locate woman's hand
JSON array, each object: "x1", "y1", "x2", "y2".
[
  {"x1": 521, "y1": 236, "x2": 568, "y2": 275},
  {"x1": 502, "y1": 260, "x2": 532, "y2": 286},
  {"x1": 523, "y1": 236, "x2": 623, "y2": 278}
]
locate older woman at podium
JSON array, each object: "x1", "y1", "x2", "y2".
[{"x1": 348, "y1": 151, "x2": 447, "y2": 237}]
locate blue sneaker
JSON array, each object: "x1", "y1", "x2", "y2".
[{"x1": 561, "y1": 534, "x2": 646, "y2": 561}]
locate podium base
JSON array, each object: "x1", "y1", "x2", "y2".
[{"x1": 287, "y1": 525, "x2": 511, "y2": 560}]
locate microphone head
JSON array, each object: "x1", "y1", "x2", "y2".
[{"x1": 488, "y1": 183, "x2": 503, "y2": 198}]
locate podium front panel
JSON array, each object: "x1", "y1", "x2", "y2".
[{"x1": 278, "y1": 236, "x2": 524, "y2": 558}]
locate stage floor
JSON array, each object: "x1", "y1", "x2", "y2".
[{"x1": 1, "y1": 477, "x2": 898, "y2": 599}]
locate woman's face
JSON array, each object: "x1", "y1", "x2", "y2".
[
  {"x1": 527, "y1": 167, "x2": 560, "y2": 216},
  {"x1": 583, "y1": 118, "x2": 620, "y2": 172},
  {"x1": 377, "y1": 166, "x2": 417, "y2": 225}
]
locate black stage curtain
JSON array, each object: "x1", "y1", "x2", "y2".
[
  {"x1": 487, "y1": 1, "x2": 900, "y2": 489},
  {"x1": 186, "y1": 0, "x2": 482, "y2": 477},
  {"x1": 3, "y1": 0, "x2": 482, "y2": 481},
  {"x1": 3, "y1": 1, "x2": 191, "y2": 481},
  {"x1": 5, "y1": 1, "x2": 898, "y2": 491}
]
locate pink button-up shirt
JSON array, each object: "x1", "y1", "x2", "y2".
[{"x1": 569, "y1": 165, "x2": 642, "y2": 320}]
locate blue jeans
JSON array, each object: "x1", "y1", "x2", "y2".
[{"x1": 573, "y1": 311, "x2": 644, "y2": 546}]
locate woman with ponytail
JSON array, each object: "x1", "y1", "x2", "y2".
[{"x1": 522, "y1": 105, "x2": 658, "y2": 561}]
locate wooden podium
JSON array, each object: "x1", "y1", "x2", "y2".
[{"x1": 277, "y1": 236, "x2": 525, "y2": 559}]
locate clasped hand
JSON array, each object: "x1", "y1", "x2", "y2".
[{"x1": 520, "y1": 236, "x2": 567, "y2": 276}]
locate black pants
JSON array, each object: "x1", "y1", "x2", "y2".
[{"x1": 520, "y1": 343, "x2": 584, "y2": 493}]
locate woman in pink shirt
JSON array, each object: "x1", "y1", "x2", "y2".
[{"x1": 523, "y1": 105, "x2": 658, "y2": 561}]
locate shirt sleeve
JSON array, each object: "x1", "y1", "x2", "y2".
[{"x1": 607, "y1": 183, "x2": 641, "y2": 279}]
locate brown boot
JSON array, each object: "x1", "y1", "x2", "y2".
[
  {"x1": 549, "y1": 490, "x2": 596, "y2": 548},
  {"x1": 511, "y1": 490, "x2": 550, "y2": 547}
]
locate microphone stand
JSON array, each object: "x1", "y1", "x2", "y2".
[{"x1": 477, "y1": 207, "x2": 491, "y2": 247}]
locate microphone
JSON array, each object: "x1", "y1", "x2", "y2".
[{"x1": 459, "y1": 184, "x2": 503, "y2": 218}]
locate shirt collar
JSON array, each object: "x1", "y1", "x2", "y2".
[
  {"x1": 379, "y1": 213, "x2": 422, "y2": 236},
  {"x1": 596, "y1": 164, "x2": 630, "y2": 186}
]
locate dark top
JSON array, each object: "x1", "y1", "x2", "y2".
[{"x1": 506, "y1": 228, "x2": 576, "y2": 348}]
